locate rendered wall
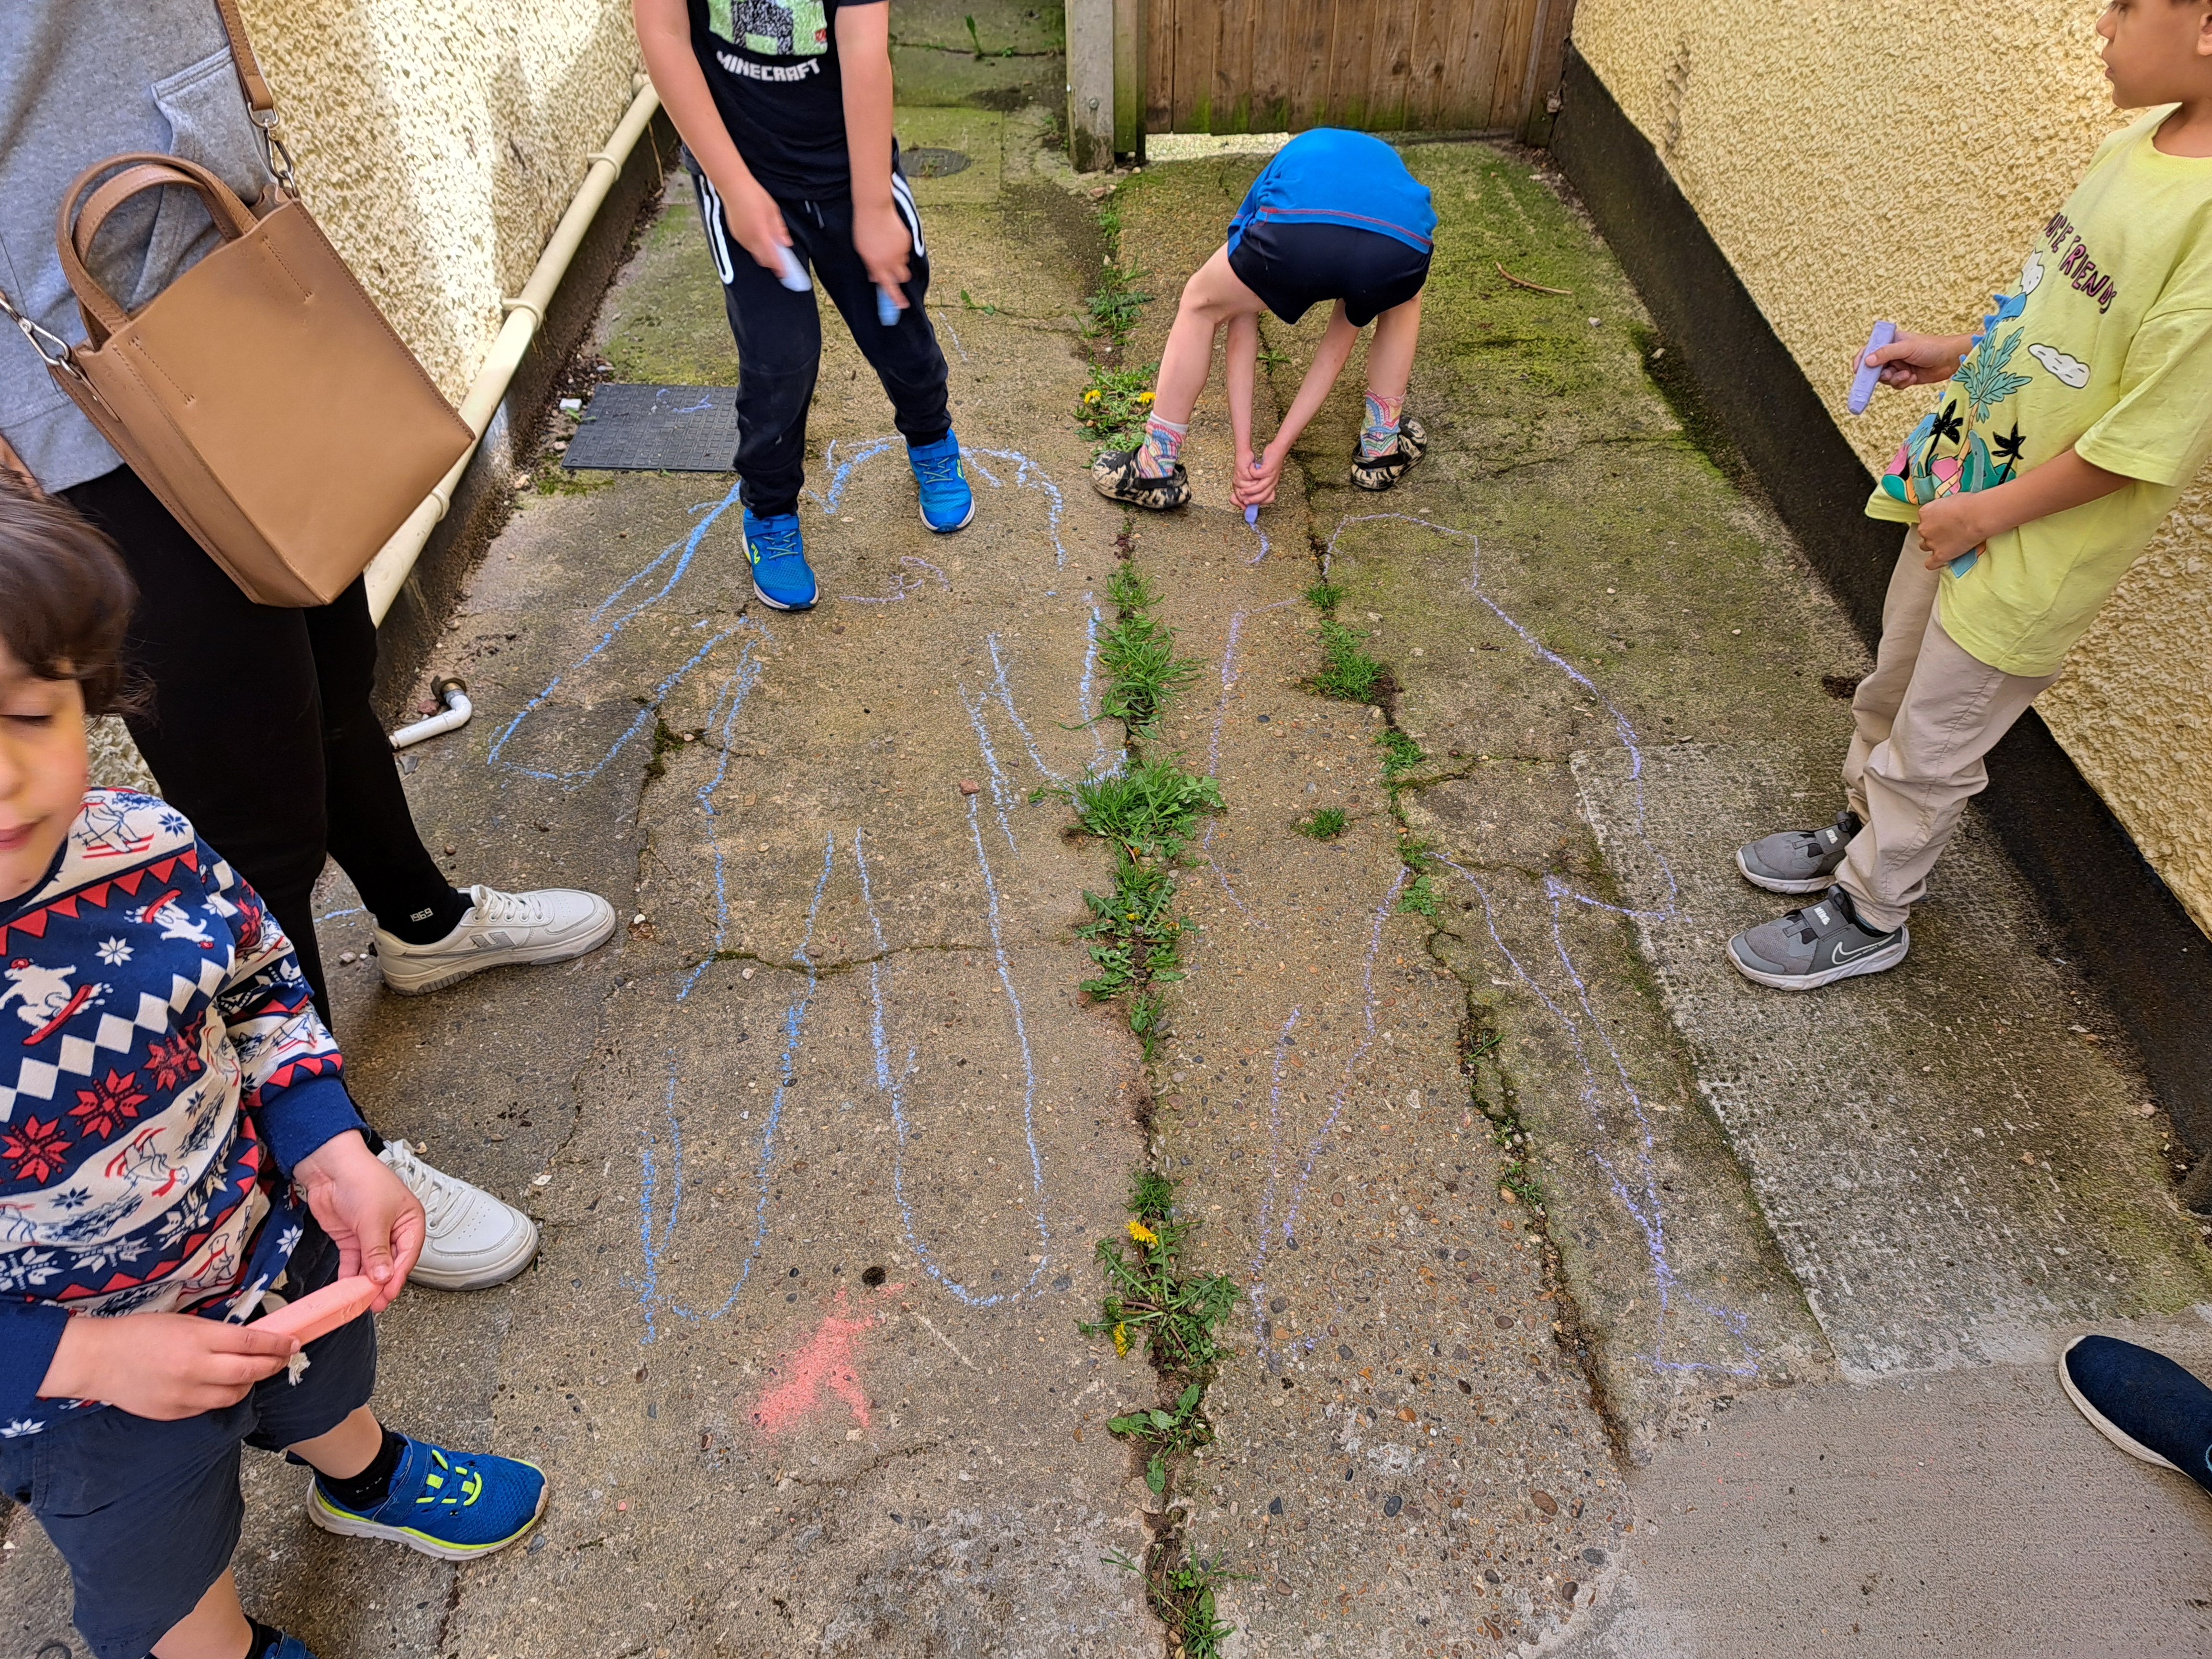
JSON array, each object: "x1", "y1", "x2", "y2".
[
  {"x1": 1570, "y1": 0, "x2": 2212, "y2": 936},
  {"x1": 240, "y1": 0, "x2": 644, "y2": 406}
]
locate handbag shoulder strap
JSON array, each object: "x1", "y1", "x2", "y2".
[
  {"x1": 211, "y1": 0, "x2": 276, "y2": 123},
  {"x1": 210, "y1": 0, "x2": 295, "y2": 195}
]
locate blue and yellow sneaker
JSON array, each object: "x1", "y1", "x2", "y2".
[
  {"x1": 742, "y1": 507, "x2": 818, "y2": 610},
  {"x1": 907, "y1": 431, "x2": 975, "y2": 532},
  {"x1": 308, "y1": 1436, "x2": 547, "y2": 1560}
]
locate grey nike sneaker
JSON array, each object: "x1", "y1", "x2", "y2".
[
  {"x1": 1727, "y1": 885, "x2": 1908, "y2": 990},
  {"x1": 1736, "y1": 808, "x2": 1863, "y2": 895}
]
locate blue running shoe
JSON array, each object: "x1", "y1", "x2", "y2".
[
  {"x1": 308, "y1": 1436, "x2": 547, "y2": 1559},
  {"x1": 2061, "y1": 1333, "x2": 2212, "y2": 1496},
  {"x1": 907, "y1": 432, "x2": 975, "y2": 532},
  {"x1": 256, "y1": 1636, "x2": 317, "y2": 1659},
  {"x1": 742, "y1": 507, "x2": 818, "y2": 610}
]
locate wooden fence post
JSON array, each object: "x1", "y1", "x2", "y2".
[
  {"x1": 1112, "y1": 0, "x2": 1147, "y2": 161},
  {"x1": 1066, "y1": 0, "x2": 1116, "y2": 172}
]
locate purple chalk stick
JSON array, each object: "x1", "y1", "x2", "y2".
[{"x1": 1848, "y1": 321, "x2": 1897, "y2": 414}]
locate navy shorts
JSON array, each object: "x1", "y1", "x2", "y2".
[
  {"x1": 1227, "y1": 220, "x2": 1432, "y2": 327},
  {"x1": 0, "y1": 1219, "x2": 376, "y2": 1659}
]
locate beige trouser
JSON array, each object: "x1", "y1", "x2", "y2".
[{"x1": 1836, "y1": 528, "x2": 2060, "y2": 932}]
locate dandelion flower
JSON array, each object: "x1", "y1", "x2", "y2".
[
  {"x1": 1128, "y1": 1219, "x2": 1158, "y2": 1246},
  {"x1": 1084, "y1": 389, "x2": 1102, "y2": 403},
  {"x1": 1113, "y1": 1321, "x2": 1130, "y2": 1356},
  {"x1": 1138, "y1": 391, "x2": 1155, "y2": 403}
]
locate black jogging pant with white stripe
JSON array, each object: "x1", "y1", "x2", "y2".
[{"x1": 687, "y1": 147, "x2": 951, "y2": 519}]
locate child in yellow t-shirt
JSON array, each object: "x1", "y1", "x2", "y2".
[{"x1": 1728, "y1": 0, "x2": 2212, "y2": 990}]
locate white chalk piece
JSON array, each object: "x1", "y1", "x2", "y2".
[{"x1": 775, "y1": 245, "x2": 811, "y2": 292}]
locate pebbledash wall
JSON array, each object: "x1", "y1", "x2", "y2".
[
  {"x1": 239, "y1": 0, "x2": 644, "y2": 408},
  {"x1": 1565, "y1": 0, "x2": 2212, "y2": 940}
]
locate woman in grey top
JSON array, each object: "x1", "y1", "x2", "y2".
[{"x1": 0, "y1": 1, "x2": 593, "y2": 1290}]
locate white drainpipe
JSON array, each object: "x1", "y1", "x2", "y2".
[
  {"x1": 364, "y1": 74, "x2": 663, "y2": 625},
  {"x1": 389, "y1": 676, "x2": 473, "y2": 750}
]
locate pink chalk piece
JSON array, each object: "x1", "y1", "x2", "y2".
[
  {"x1": 750, "y1": 1288, "x2": 877, "y2": 1435},
  {"x1": 256, "y1": 1275, "x2": 378, "y2": 1344}
]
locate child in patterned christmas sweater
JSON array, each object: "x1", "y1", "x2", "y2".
[{"x1": 0, "y1": 488, "x2": 547, "y2": 1659}]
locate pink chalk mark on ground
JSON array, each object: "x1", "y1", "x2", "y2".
[{"x1": 749, "y1": 1287, "x2": 885, "y2": 1434}]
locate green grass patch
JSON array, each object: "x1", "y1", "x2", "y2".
[
  {"x1": 1295, "y1": 807, "x2": 1348, "y2": 840},
  {"x1": 1396, "y1": 873, "x2": 1443, "y2": 918},
  {"x1": 1077, "y1": 363, "x2": 1158, "y2": 454},
  {"x1": 1043, "y1": 756, "x2": 1222, "y2": 858},
  {"x1": 1092, "y1": 564, "x2": 1204, "y2": 736},
  {"x1": 1311, "y1": 619, "x2": 1384, "y2": 703},
  {"x1": 1377, "y1": 728, "x2": 1427, "y2": 780},
  {"x1": 1080, "y1": 1171, "x2": 1238, "y2": 1376},
  {"x1": 1304, "y1": 578, "x2": 1346, "y2": 611}
]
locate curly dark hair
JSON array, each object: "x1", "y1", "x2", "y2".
[{"x1": 0, "y1": 485, "x2": 138, "y2": 717}]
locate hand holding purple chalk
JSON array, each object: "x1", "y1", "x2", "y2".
[
  {"x1": 774, "y1": 244, "x2": 811, "y2": 293},
  {"x1": 1848, "y1": 321, "x2": 1897, "y2": 414}
]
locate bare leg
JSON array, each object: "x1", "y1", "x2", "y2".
[
  {"x1": 289, "y1": 1404, "x2": 384, "y2": 1480},
  {"x1": 1364, "y1": 291, "x2": 1423, "y2": 402},
  {"x1": 152, "y1": 1569, "x2": 253, "y2": 1659}
]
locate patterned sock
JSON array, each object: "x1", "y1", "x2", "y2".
[
  {"x1": 1360, "y1": 390, "x2": 1405, "y2": 460},
  {"x1": 1134, "y1": 414, "x2": 1189, "y2": 478}
]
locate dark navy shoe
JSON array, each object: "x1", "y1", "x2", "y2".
[
  {"x1": 907, "y1": 431, "x2": 975, "y2": 532},
  {"x1": 742, "y1": 507, "x2": 818, "y2": 611},
  {"x1": 2060, "y1": 1333, "x2": 2212, "y2": 1495}
]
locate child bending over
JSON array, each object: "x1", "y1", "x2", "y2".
[
  {"x1": 1091, "y1": 128, "x2": 1437, "y2": 513},
  {"x1": 0, "y1": 490, "x2": 545, "y2": 1659}
]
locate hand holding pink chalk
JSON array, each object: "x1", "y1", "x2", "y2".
[{"x1": 256, "y1": 1275, "x2": 379, "y2": 1345}]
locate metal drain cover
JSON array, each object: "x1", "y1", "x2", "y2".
[{"x1": 903, "y1": 146, "x2": 971, "y2": 178}]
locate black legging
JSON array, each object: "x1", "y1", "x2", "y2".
[{"x1": 60, "y1": 464, "x2": 460, "y2": 1027}]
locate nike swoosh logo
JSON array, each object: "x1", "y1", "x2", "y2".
[{"x1": 1832, "y1": 936, "x2": 1890, "y2": 962}]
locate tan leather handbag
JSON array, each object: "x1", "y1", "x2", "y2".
[{"x1": 0, "y1": 2, "x2": 471, "y2": 606}]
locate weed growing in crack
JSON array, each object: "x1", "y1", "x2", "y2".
[
  {"x1": 1108, "y1": 1379, "x2": 1212, "y2": 1494},
  {"x1": 1080, "y1": 1171, "x2": 1238, "y2": 1375},
  {"x1": 1295, "y1": 806, "x2": 1348, "y2": 840},
  {"x1": 1304, "y1": 577, "x2": 1346, "y2": 611},
  {"x1": 1078, "y1": 363, "x2": 1159, "y2": 454},
  {"x1": 1396, "y1": 873, "x2": 1444, "y2": 918},
  {"x1": 1051, "y1": 758, "x2": 1222, "y2": 856},
  {"x1": 1084, "y1": 198, "x2": 1152, "y2": 356},
  {"x1": 1077, "y1": 848, "x2": 1191, "y2": 1052},
  {"x1": 1377, "y1": 727, "x2": 1427, "y2": 780},
  {"x1": 1106, "y1": 1549, "x2": 1252, "y2": 1659},
  {"x1": 1311, "y1": 618, "x2": 1384, "y2": 702},
  {"x1": 1094, "y1": 564, "x2": 1203, "y2": 734}
]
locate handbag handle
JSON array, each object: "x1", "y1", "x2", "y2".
[{"x1": 55, "y1": 154, "x2": 262, "y2": 348}]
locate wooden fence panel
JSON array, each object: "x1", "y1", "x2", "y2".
[{"x1": 1140, "y1": 0, "x2": 1571, "y2": 135}]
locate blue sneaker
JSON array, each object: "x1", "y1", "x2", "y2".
[
  {"x1": 742, "y1": 507, "x2": 818, "y2": 610},
  {"x1": 2061, "y1": 1333, "x2": 2212, "y2": 1496},
  {"x1": 907, "y1": 432, "x2": 975, "y2": 532},
  {"x1": 255, "y1": 1636, "x2": 317, "y2": 1659},
  {"x1": 308, "y1": 1435, "x2": 548, "y2": 1559}
]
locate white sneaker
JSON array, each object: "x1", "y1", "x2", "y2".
[
  {"x1": 376, "y1": 884, "x2": 617, "y2": 996},
  {"x1": 379, "y1": 1139, "x2": 541, "y2": 1291}
]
